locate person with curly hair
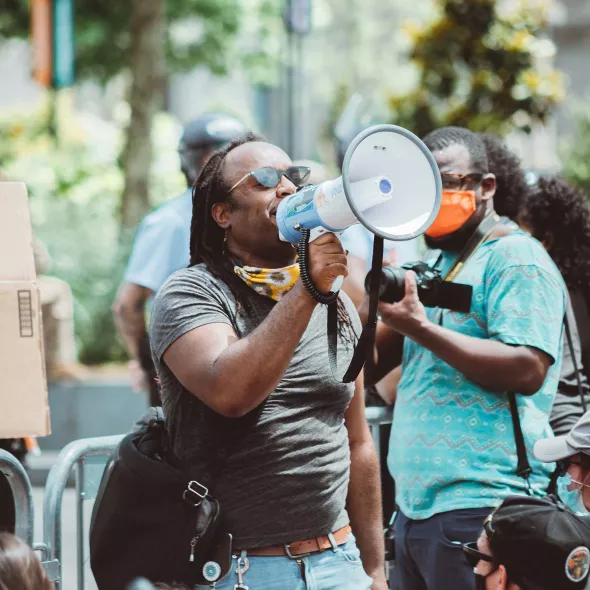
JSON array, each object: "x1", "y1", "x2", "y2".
[
  {"x1": 519, "y1": 176, "x2": 590, "y2": 435},
  {"x1": 478, "y1": 137, "x2": 590, "y2": 436}
]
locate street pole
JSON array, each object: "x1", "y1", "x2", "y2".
[
  {"x1": 287, "y1": 30, "x2": 296, "y2": 158},
  {"x1": 284, "y1": 0, "x2": 311, "y2": 160}
]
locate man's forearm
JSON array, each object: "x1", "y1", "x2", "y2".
[
  {"x1": 347, "y1": 439, "x2": 385, "y2": 580},
  {"x1": 199, "y1": 283, "x2": 318, "y2": 416},
  {"x1": 409, "y1": 321, "x2": 546, "y2": 394},
  {"x1": 113, "y1": 303, "x2": 147, "y2": 361}
]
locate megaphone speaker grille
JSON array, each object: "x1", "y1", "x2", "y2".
[{"x1": 342, "y1": 124, "x2": 442, "y2": 241}]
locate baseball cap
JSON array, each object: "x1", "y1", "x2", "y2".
[
  {"x1": 179, "y1": 113, "x2": 246, "y2": 151},
  {"x1": 534, "y1": 411, "x2": 590, "y2": 463},
  {"x1": 485, "y1": 495, "x2": 590, "y2": 589}
]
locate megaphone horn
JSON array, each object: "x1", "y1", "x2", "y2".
[{"x1": 276, "y1": 124, "x2": 442, "y2": 303}]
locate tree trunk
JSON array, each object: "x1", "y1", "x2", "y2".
[{"x1": 120, "y1": 0, "x2": 166, "y2": 231}]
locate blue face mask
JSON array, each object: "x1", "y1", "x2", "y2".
[{"x1": 558, "y1": 473, "x2": 590, "y2": 515}]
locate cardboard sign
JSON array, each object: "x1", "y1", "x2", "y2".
[{"x1": 0, "y1": 182, "x2": 50, "y2": 437}]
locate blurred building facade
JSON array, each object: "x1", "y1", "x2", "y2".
[{"x1": 553, "y1": 0, "x2": 590, "y2": 130}]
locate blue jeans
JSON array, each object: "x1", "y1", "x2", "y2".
[
  {"x1": 392, "y1": 508, "x2": 493, "y2": 590},
  {"x1": 195, "y1": 533, "x2": 373, "y2": 589}
]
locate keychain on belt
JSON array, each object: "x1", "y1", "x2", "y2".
[{"x1": 235, "y1": 552, "x2": 250, "y2": 590}]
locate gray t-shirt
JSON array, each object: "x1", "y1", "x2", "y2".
[{"x1": 149, "y1": 264, "x2": 361, "y2": 548}]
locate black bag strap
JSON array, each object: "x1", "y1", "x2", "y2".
[
  {"x1": 564, "y1": 312, "x2": 588, "y2": 413},
  {"x1": 507, "y1": 392, "x2": 533, "y2": 494},
  {"x1": 138, "y1": 409, "x2": 249, "y2": 503}
]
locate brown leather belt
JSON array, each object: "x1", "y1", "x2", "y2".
[{"x1": 241, "y1": 525, "x2": 352, "y2": 557}]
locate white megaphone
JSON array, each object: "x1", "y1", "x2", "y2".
[{"x1": 277, "y1": 124, "x2": 442, "y2": 245}]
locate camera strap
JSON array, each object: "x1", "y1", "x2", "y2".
[
  {"x1": 327, "y1": 236, "x2": 384, "y2": 383},
  {"x1": 444, "y1": 212, "x2": 501, "y2": 282},
  {"x1": 507, "y1": 391, "x2": 533, "y2": 494}
]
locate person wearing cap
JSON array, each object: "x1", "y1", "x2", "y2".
[
  {"x1": 113, "y1": 113, "x2": 247, "y2": 406},
  {"x1": 463, "y1": 495, "x2": 590, "y2": 589},
  {"x1": 534, "y1": 411, "x2": 590, "y2": 515}
]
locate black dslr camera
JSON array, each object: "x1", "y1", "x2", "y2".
[{"x1": 365, "y1": 261, "x2": 472, "y2": 312}]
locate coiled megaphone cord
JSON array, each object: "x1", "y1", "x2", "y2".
[{"x1": 298, "y1": 229, "x2": 340, "y2": 305}]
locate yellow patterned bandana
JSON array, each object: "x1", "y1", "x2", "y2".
[{"x1": 233, "y1": 263, "x2": 300, "y2": 302}]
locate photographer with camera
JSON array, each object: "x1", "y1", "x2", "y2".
[{"x1": 368, "y1": 127, "x2": 566, "y2": 590}]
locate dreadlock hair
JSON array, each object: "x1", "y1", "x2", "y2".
[
  {"x1": 189, "y1": 132, "x2": 263, "y2": 312},
  {"x1": 189, "y1": 132, "x2": 358, "y2": 346},
  {"x1": 521, "y1": 176, "x2": 590, "y2": 293},
  {"x1": 423, "y1": 127, "x2": 489, "y2": 173},
  {"x1": 480, "y1": 134, "x2": 530, "y2": 220}
]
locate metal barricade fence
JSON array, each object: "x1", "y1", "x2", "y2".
[
  {"x1": 0, "y1": 448, "x2": 35, "y2": 546},
  {"x1": 42, "y1": 434, "x2": 124, "y2": 589},
  {"x1": 41, "y1": 407, "x2": 393, "y2": 590}
]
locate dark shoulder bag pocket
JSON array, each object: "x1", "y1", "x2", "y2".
[{"x1": 89, "y1": 418, "x2": 221, "y2": 590}]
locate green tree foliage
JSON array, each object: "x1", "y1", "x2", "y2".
[
  {"x1": 388, "y1": 0, "x2": 565, "y2": 137},
  {"x1": 0, "y1": 103, "x2": 185, "y2": 363},
  {"x1": 562, "y1": 107, "x2": 590, "y2": 198},
  {"x1": 0, "y1": 0, "x2": 242, "y2": 229},
  {"x1": 0, "y1": 0, "x2": 240, "y2": 81}
]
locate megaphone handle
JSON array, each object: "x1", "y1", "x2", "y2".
[
  {"x1": 308, "y1": 228, "x2": 344, "y2": 242},
  {"x1": 298, "y1": 229, "x2": 339, "y2": 305}
]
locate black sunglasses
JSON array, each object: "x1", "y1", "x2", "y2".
[
  {"x1": 463, "y1": 541, "x2": 496, "y2": 569},
  {"x1": 441, "y1": 172, "x2": 485, "y2": 191},
  {"x1": 230, "y1": 166, "x2": 311, "y2": 192}
]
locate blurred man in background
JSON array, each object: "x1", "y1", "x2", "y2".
[
  {"x1": 33, "y1": 237, "x2": 79, "y2": 382},
  {"x1": 113, "y1": 113, "x2": 246, "y2": 406}
]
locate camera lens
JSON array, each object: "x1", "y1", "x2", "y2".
[{"x1": 365, "y1": 267, "x2": 407, "y2": 304}]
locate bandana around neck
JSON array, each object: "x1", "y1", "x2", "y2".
[{"x1": 233, "y1": 263, "x2": 300, "y2": 302}]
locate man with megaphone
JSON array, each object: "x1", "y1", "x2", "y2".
[
  {"x1": 367, "y1": 127, "x2": 567, "y2": 590},
  {"x1": 148, "y1": 133, "x2": 387, "y2": 589}
]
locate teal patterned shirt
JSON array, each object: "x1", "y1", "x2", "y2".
[{"x1": 388, "y1": 229, "x2": 566, "y2": 519}]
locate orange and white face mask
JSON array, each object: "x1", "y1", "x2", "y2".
[{"x1": 425, "y1": 190, "x2": 477, "y2": 238}]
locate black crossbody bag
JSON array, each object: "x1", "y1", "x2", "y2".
[{"x1": 89, "y1": 410, "x2": 237, "y2": 589}]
